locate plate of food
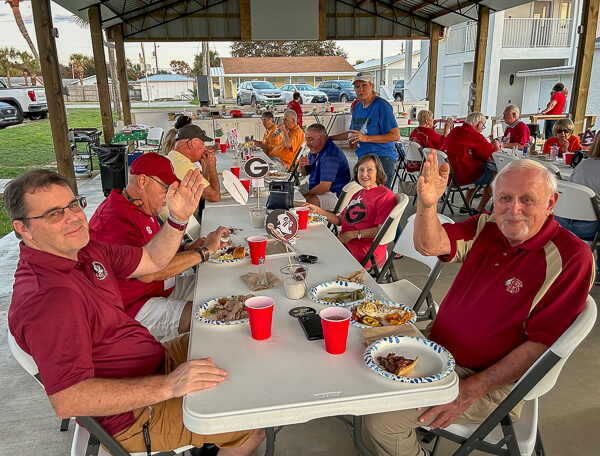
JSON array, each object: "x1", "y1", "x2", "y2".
[
  {"x1": 350, "y1": 299, "x2": 416, "y2": 328},
  {"x1": 209, "y1": 245, "x2": 249, "y2": 263},
  {"x1": 307, "y1": 213, "x2": 328, "y2": 224},
  {"x1": 308, "y1": 281, "x2": 374, "y2": 307},
  {"x1": 194, "y1": 294, "x2": 255, "y2": 325},
  {"x1": 364, "y1": 335, "x2": 455, "y2": 383}
]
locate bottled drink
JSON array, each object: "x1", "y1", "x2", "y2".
[{"x1": 523, "y1": 141, "x2": 529, "y2": 157}]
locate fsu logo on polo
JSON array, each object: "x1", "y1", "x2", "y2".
[
  {"x1": 344, "y1": 196, "x2": 368, "y2": 224},
  {"x1": 92, "y1": 262, "x2": 108, "y2": 280},
  {"x1": 505, "y1": 277, "x2": 522, "y2": 294}
]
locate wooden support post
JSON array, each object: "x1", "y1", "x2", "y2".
[
  {"x1": 319, "y1": 0, "x2": 327, "y2": 41},
  {"x1": 88, "y1": 5, "x2": 114, "y2": 143},
  {"x1": 472, "y1": 6, "x2": 489, "y2": 113},
  {"x1": 240, "y1": 0, "x2": 251, "y2": 41},
  {"x1": 114, "y1": 24, "x2": 132, "y2": 126},
  {"x1": 31, "y1": 0, "x2": 77, "y2": 193},
  {"x1": 428, "y1": 23, "x2": 442, "y2": 116},
  {"x1": 570, "y1": 0, "x2": 599, "y2": 133}
]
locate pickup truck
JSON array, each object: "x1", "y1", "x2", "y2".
[{"x1": 0, "y1": 79, "x2": 48, "y2": 123}]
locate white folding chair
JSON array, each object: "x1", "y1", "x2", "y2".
[
  {"x1": 136, "y1": 127, "x2": 165, "y2": 152},
  {"x1": 492, "y1": 151, "x2": 519, "y2": 173},
  {"x1": 328, "y1": 181, "x2": 363, "y2": 235},
  {"x1": 377, "y1": 214, "x2": 454, "y2": 321},
  {"x1": 424, "y1": 295, "x2": 597, "y2": 456},
  {"x1": 185, "y1": 215, "x2": 202, "y2": 242},
  {"x1": 7, "y1": 332, "x2": 192, "y2": 456},
  {"x1": 553, "y1": 180, "x2": 600, "y2": 250},
  {"x1": 492, "y1": 123, "x2": 504, "y2": 140},
  {"x1": 360, "y1": 193, "x2": 409, "y2": 277},
  {"x1": 535, "y1": 159, "x2": 563, "y2": 180}
]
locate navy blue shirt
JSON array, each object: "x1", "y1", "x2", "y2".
[
  {"x1": 351, "y1": 96, "x2": 398, "y2": 160},
  {"x1": 309, "y1": 138, "x2": 351, "y2": 197}
]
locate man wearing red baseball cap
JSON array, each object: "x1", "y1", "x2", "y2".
[{"x1": 89, "y1": 153, "x2": 227, "y2": 341}]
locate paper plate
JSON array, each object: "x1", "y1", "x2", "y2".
[
  {"x1": 364, "y1": 335, "x2": 455, "y2": 383},
  {"x1": 222, "y1": 171, "x2": 249, "y2": 205},
  {"x1": 209, "y1": 247, "x2": 250, "y2": 264},
  {"x1": 308, "y1": 281, "x2": 374, "y2": 307},
  {"x1": 350, "y1": 301, "x2": 416, "y2": 329},
  {"x1": 194, "y1": 296, "x2": 249, "y2": 325},
  {"x1": 307, "y1": 213, "x2": 328, "y2": 224}
]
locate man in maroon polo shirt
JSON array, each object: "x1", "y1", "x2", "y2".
[
  {"x1": 441, "y1": 111, "x2": 501, "y2": 213},
  {"x1": 499, "y1": 104, "x2": 530, "y2": 150},
  {"x1": 365, "y1": 151, "x2": 593, "y2": 456},
  {"x1": 89, "y1": 153, "x2": 225, "y2": 341},
  {"x1": 5, "y1": 169, "x2": 264, "y2": 454}
]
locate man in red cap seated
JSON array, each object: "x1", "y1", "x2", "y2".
[{"x1": 89, "y1": 153, "x2": 227, "y2": 341}]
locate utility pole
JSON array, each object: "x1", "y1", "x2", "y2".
[
  {"x1": 379, "y1": 39, "x2": 384, "y2": 92},
  {"x1": 154, "y1": 42, "x2": 159, "y2": 72},
  {"x1": 141, "y1": 43, "x2": 151, "y2": 107}
]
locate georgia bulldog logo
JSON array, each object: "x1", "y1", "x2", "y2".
[
  {"x1": 505, "y1": 277, "x2": 523, "y2": 294},
  {"x1": 344, "y1": 195, "x2": 368, "y2": 224},
  {"x1": 92, "y1": 262, "x2": 108, "y2": 280}
]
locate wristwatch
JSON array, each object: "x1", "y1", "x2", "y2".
[
  {"x1": 357, "y1": 230, "x2": 362, "y2": 240},
  {"x1": 167, "y1": 215, "x2": 188, "y2": 231},
  {"x1": 194, "y1": 246, "x2": 210, "y2": 263}
]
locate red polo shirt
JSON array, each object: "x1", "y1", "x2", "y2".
[
  {"x1": 441, "y1": 123, "x2": 497, "y2": 186},
  {"x1": 8, "y1": 241, "x2": 164, "y2": 435},
  {"x1": 430, "y1": 213, "x2": 593, "y2": 371},
  {"x1": 89, "y1": 190, "x2": 173, "y2": 317},
  {"x1": 501, "y1": 120, "x2": 530, "y2": 146},
  {"x1": 409, "y1": 126, "x2": 444, "y2": 149}
]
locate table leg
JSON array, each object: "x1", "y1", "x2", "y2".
[
  {"x1": 352, "y1": 416, "x2": 375, "y2": 456},
  {"x1": 264, "y1": 427, "x2": 275, "y2": 456}
]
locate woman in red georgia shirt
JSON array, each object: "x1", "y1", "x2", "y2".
[
  {"x1": 542, "y1": 118, "x2": 581, "y2": 157},
  {"x1": 541, "y1": 82, "x2": 567, "y2": 140}
]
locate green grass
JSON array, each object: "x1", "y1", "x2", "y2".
[
  {"x1": 0, "y1": 109, "x2": 106, "y2": 178},
  {"x1": 0, "y1": 197, "x2": 13, "y2": 238}
]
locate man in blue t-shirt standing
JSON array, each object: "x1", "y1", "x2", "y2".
[{"x1": 299, "y1": 123, "x2": 351, "y2": 211}]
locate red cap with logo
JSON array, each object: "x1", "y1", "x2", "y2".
[{"x1": 129, "y1": 153, "x2": 180, "y2": 186}]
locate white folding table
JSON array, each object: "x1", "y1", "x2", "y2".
[{"x1": 183, "y1": 219, "x2": 458, "y2": 455}]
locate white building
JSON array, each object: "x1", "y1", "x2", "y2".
[
  {"x1": 420, "y1": 0, "x2": 583, "y2": 120},
  {"x1": 354, "y1": 50, "x2": 421, "y2": 95},
  {"x1": 135, "y1": 74, "x2": 195, "y2": 101}
]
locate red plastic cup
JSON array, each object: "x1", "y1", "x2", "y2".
[
  {"x1": 320, "y1": 307, "x2": 352, "y2": 354},
  {"x1": 215, "y1": 138, "x2": 221, "y2": 144},
  {"x1": 330, "y1": 106, "x2": 335, "y2": 113},
  {"x1": 296, "y1": 207, "x2": 310, "y2": 230},
  {"x1": 564, "y1": 152, "x2": 574, "y2": 165},
  {"x1": 240, "y1": 178, "x2": 251, "y2": 193},
  {"x1": 220, "y1": 143, "x2": 227, "y2": 153},
  {"x1": 245, "y1": 296, "x2": 275, "y2": 340},
  {"x1": 230, "y1": 166, "x2": 240, "y2": 178},
  {"x1": 247, "y1": 235, "x2": 267, "y2": 265}
]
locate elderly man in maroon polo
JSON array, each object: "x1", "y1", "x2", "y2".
[
  {"x1": 89, "y1": 153, "x2": 226, "y2": 341},
  {"x1": 364, "y1": 152, "x2": 593, "y2": 456},
  {"x1": 5, "y1": 169, "x2": 264, "y2": 454},
  {"x1": 441, "y1": 111, "x2": 501, "y2": 214},
  {"x1": 499, "y1": 104, "x2": 530, "y2": 150}
]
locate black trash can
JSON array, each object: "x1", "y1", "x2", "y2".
[{"x1": 91, "y1": 144, "x2": 127, "y2": 197}]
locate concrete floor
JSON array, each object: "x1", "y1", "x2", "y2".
[{"x1": 1, "y1": 175, "x2": 598, "y2": 456}]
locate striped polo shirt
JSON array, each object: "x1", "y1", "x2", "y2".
[{"x1": 430, "y1": 213, "x2": 593, "y2": 371}]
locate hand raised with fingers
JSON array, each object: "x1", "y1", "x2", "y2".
[
  {"x1": 417, "y1": 150, "x2": 450, "y2": 209},
  {"x1": 167, "y1": 168, "x2": 205, "y2": 221}
]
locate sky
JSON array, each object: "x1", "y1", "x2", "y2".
[{"x1": 0, "y1": 1, "x2": 420, "y2": 71}]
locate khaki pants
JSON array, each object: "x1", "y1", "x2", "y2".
[
  {"x1": 364, "y1": 366, "x2": 523, "y2": 456},
  {"x1": 113, "y1": 334, "x2": 254, "y2": 452}
]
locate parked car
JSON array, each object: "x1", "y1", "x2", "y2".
[
  {"x1": 279, "y1": 84, "x2": 328, "y2": 104},
  {"x1": 0, "y1": 101, "x2": 20, "y2": 129},
  {"x1": 393, "y1": 80, "x2": 404, "y2": 102},
  {"x1": 0, "y1": 79, "x2": 48, "y2": 121},
  {"x1": 316, "y1": 80, "x2": 357, "y2": 103},
  {"x1": 236, "y1": 81, "x2": 285, "y2": 106}
]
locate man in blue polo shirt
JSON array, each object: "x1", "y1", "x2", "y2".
[{"x1": 298, "y1": 123, "x2": 351, "y2": 211}]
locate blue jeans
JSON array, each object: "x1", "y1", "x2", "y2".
[
  {"x1": 555, "y1": 216, "x2": 599, "y2": 264},
  {"x1": 379, "y1": 156, "x2": 397, "y2": 190}
]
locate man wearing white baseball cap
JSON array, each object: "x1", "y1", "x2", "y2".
[{"x1": 330, "y1": 72, "x2": 400, "y2": 188}]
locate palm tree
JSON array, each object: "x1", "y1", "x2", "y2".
[
  {"x1": 193, "y1": 50, "x2": 221, "y2": 76},
  {"x1": 20, "y1": 50, "x2": 39, "y2": 85},
  {"x1": 6, "y1": 0, "x2": 40, "y2": 68},
  {"x1": 0, "y1": 46, "x2": 20, "y2": 86},
  {"x1": 69, "y1": 53, "x2": 88, "y2": 86}
]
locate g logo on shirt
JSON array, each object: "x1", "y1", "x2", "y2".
[
  {"x1": 92, "y1": 262, "x2": 108, "y2": 280},
  {"x1": 344, "y1": 196, "x2": 368, "y2": 224}
]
